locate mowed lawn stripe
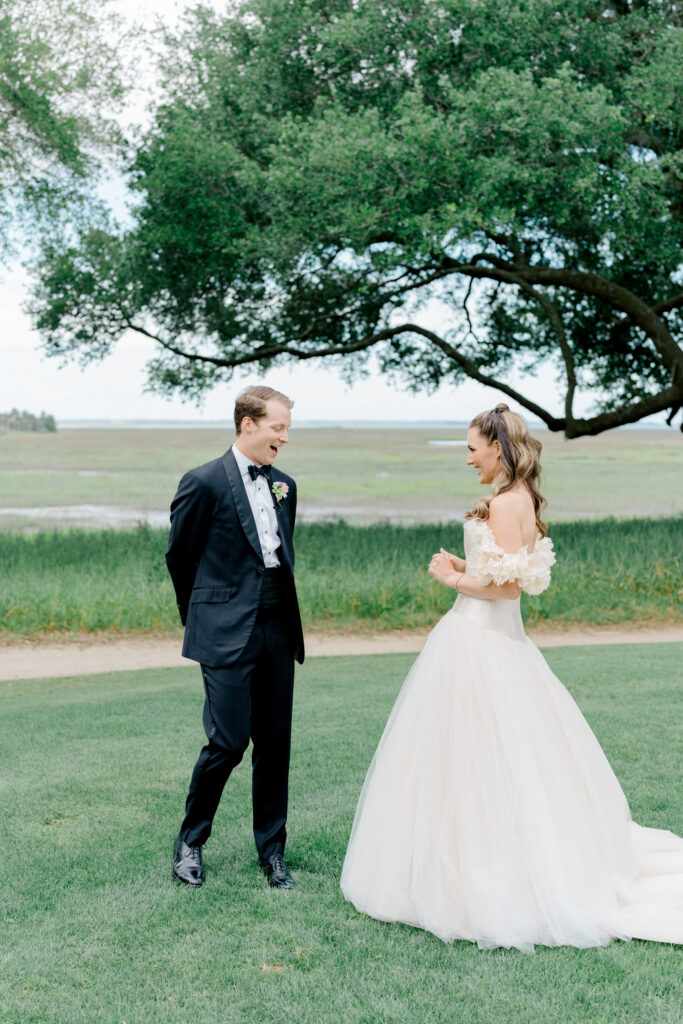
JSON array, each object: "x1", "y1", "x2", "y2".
[{"x1": 1, "y1": 646, "x2": 681, "y2": 1024}]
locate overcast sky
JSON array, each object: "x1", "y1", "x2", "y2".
[{"x1": 1, "y1": 0, "x2": 664, "y2": 424}]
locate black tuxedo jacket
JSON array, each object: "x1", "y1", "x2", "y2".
[{"x1": 165, "y1": 447, "x2": 304, "y2": 668}]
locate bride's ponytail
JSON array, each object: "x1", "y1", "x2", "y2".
[{"x1": 465, "y1": 404, "x2": 548, "y2": 536}]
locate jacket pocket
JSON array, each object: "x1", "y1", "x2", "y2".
[{"x1": 189, "y1": 586, "x2": 233, "y2": 604}]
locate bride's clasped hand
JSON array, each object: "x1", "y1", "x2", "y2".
[{"x1": 341, "y1": 403, "x2": 683, "y2": 952}]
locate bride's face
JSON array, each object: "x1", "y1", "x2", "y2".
[{"x1": 467, "y1": 428, "x2": 501, "y2": 485}]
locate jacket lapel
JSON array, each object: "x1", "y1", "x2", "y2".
[
  {"x1": 222, "y1": 448, "x2": 264, "y2": 563},
  {"x1": 271, "y1": 476, "x2": 294, "y2": 571}
]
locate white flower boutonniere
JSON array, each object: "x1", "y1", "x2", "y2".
[{"x1": 271, "y1": 480, "x2": 289, "y2": 503}]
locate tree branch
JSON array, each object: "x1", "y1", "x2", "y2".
[
  {"x1": 564, "y1": 386, "x2": 683, "y2": 438},
  {"x1": 401, "y1": 260, "x2": 683, "y2": 399},
  {"x1": 481, "y1": 228, "x2": 530, "y2": 267},
  {"x1": 521, "y1": 267, "x2": 683, "y2": 387},
  {"x1": 126, "y1": 316, "x2": 567, "y2": 428},
  {"x1": 126, "y1": 318, "x2": 389, "y2": 367},
  {"x1": 387, "y1": 324, "x2": 567, "y2": 431},
  {"x1": 124, "y1": 321, "x2": 225, "y2": 362},
  {"x1": 666, "y1": 402, "x2": 682, "y2": 428},
  {"x1": 127, "y1": 316, "x2": 683, "y2": 437},
  {"x1": 609, "y1": 292, "x2": 683, "y2": 345},
  {"x1": 462, "y1": 277, "x2": 477, "y2": 341},
  {"x1": 504, "y1": 277, "x2": 577, "y2": 422},
  {"x1": 397, "y1": 262, "x2": 580, "y2": 421}
]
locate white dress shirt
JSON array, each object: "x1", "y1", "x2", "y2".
[{"x1": 232, "y1": 444, "x2": 281, "y2": 568}]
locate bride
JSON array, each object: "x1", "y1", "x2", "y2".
[{"x1": 341, "y1": 403, "x2": 683, "y2": 951}]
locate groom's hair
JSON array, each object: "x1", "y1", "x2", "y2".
[{"x1": 234, "y1": 385, "x2": 294, "y2": 433}]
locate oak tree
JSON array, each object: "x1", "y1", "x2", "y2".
[
  {"x1": 32, "y1": 0, "x2": 683, "y2": 436},
  {"x1": 0, "y1": 0, "x2": 125, "y2": 256}
]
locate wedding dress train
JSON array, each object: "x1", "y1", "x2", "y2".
[{"x1": 340, "y1": 519, "x2": 683, "y2": 951}]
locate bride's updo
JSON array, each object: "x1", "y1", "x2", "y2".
[{"x1": 465, "y1": 403, "x2": 548, "y2": 536}]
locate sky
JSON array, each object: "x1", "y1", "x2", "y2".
[{"x1": 0, "y1": 0, "x2": 665, "y2": 425}]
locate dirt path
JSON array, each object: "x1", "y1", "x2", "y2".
[{"x1": 1, "y1": 625, "x2": 682, "y2": 682}]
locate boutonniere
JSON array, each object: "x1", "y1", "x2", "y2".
[{"x1": 271, "y1": 480, "x2": 289, "y2": 503}]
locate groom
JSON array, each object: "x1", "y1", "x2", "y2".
[{"x1": 166, "y1": 385, "x2": 304, "y2": 889}]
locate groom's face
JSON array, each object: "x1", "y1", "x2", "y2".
[{"x1": 239, "y1": 399, "x2": 292, "y2": 466}]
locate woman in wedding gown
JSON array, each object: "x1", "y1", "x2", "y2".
[{"x1": 341, "y1": 403, "x2": 683, "y2": 951}]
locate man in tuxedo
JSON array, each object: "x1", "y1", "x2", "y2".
[{"x1": 166, "y1": 385, "x2": 304, "y2": 889}]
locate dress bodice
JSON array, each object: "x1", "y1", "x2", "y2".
[
  {"x1": 464, "y1": 518, "x2": 555, "y2": 595},
  {"x1": 452, "y1": 518, "x2": 555, "y2": 643}
]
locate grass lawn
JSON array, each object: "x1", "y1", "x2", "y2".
[{"x1": 2, "y1": 644, "x2": 682, "y2": 1023}]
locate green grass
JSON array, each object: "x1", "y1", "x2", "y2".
[
  {"x1": 1, "y1": 645, "x2": 681, "y2": 1023},
  {"x1": 0, "y1": 517, "x2": 681, "y2": 639}
]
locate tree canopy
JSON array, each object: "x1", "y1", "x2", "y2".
[
  {"x1": 31, "y1": 0, "x2": 683, "y2": 436},
  {"x1": 0, "y1": 0, "x2": 125, "y2": 256},
  {"x1": 0, "y1": 408, "x2": 56, "y2": 432}
]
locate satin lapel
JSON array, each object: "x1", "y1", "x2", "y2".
[
  {"x1": 222, "y1": 448, "x2": 264, "y2": 563},
  {"x1": 271, "y1": 478, "x2": 294, "y2": 570}
]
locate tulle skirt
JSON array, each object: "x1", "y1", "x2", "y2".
[{"x1": 340, "y1": 597, "x2": 683, "y2": 951}]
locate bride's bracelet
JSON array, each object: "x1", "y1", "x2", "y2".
[{"x1": 454, "y1": 572, "x2": 464, "y2": 591}]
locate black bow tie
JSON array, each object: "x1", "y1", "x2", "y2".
[{"x1": 248, "y1": 463, "x2": 272, "y2": 482}]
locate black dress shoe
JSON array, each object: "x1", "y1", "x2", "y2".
[
  {"x1": 262, "y1": 853, "x2": 293, "y2": 889},
  {"x1": 172, "y1": 835, "x2": 204, "y2": 887}
]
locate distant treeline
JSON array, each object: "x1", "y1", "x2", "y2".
[{"x1": 0, "y1": 409, "x2": 56, "y2": 433}]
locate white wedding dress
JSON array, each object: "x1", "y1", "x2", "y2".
[{"x1": 341, "y1": 519, "x2": 683, "y2": 951}]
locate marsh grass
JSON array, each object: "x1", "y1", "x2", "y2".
[
  {"x1": 1, "y1": 426, "x2": 682, "y2": 526},
  {"x1": 1, "y1": 645, "x2": 681, "y2": 1023},
  {"x1": 0, "y1": 517, "x2": 681, "y2": 639}
]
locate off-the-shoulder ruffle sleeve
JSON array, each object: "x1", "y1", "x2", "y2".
[{"x1": 466, "y1": 519, "x2": 555, "y2": 596}]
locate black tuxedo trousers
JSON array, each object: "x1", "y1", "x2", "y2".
[{"x1": 179, "y1": 602, "x2": 295, "y2": 861}]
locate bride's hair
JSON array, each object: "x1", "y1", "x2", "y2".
[{"x1": 465, "y1": 403, "x2": 548, "y2": 536}]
